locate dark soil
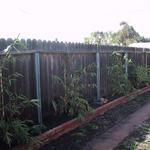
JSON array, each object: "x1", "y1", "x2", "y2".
[
  {"x1": 43, "y1": 114, "x2": 74, "y2": 130},
  {"x1": 40, "y1": 92, "x2": 150, "y2": 150},
  {"x1": 43, "y1": 95, "x2": 120, "y2": 129}
]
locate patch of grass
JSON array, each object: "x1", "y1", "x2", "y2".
[{"x1": 115, "y1": 119, "x2": 150, "y2": 150}]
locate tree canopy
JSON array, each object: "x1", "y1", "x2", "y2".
[{"x1": 84, "y1": 22, "x2": 150, "y2": 46}]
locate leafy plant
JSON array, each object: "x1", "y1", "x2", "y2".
[
  {"x1": 108, "y1": 51, "x2": 134, "y2": 96},
  {"x1": 84, "y1": 22, "x2": 146, "y2": 46},
  {"x1": 136, "y1": 66, "x2": 150, "y2": 88},
  {"x1": 51, "y1": 54, "x2": 96, "y2": 118},
  {"x1": 0, "y1": 120, "x2": 32, "y2": 147},
  {"x1": 0, "y1": 38, "x2": 38, "y2": 148}
]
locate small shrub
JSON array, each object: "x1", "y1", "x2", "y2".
[
  {"x1": 136, "y1": 66, "x2": 150, "y2": 88},
  {"x1": 51, "y1": 55, "x2": 96, "y2": 118},
  {"x1": 108, "y1": 51, "x2": 134, "y2": 96}
]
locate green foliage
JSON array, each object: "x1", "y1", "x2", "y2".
[
  {"x1": 116, "y1": 22, "x2": 141, "y2": 46},
  {"x1": 0, "y1": 39, "x2": 38, "y2": 148},
  {"x1": 51, "y1": 55, "x2": 96, "y2": 118},
  {"x1": 0, "y1": 120, "x2": 30, "y2": 147},
  {"x1": 108, "y1": 51, "x2": 134, "y2": 96},
  {"x1": 136, "y1": 66, "x2": 150, "y2": 88},
  {"x1": 84, "y1": 31, "x2": 114, "y2": 45},
  {"x1": 84, "y1": 22, "x2": 150, "y2": 46}
]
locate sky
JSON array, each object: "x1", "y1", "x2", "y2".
[{"x1": 0, "y1": 0, "x2": 150, "y2": 42}]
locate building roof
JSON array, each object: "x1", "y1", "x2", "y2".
[{"x1": 129, "y1": 42, "x2": 150, "y2": 48}]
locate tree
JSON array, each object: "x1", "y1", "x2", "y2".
[
  {"x1": 84, "y1": 31, "x2": 114, "y2": 45},
  {"x1": 84, "y1": 22, "x2": 150, "y2": 46},
  {"x1": 116, "y1": 22, "x2": 141, "y2": 46}
]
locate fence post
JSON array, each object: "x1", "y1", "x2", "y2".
[
  {"x1": 124, "y1": 51, "x2": 128, "y2": 76},
  {"x1": 145, "y1": 49, "x2": 148, "y2": 68},
  {"x1": 34, "y1": 52, "x2": 43, "y2": 126},
  {"x1": 96, "y1": 52, "x2": 100, "y2": 102}
]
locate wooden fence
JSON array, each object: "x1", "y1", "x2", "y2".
[{"x1": 0, "y1": 39, "x2": 150, "y2": 124}]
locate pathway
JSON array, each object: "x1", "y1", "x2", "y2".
[{"x1": 82, "y1": 101, "x2": 150, "y2": 150}]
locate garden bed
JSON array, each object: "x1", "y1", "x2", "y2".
[
  {"x1": 40, "y1": 91, "x2": 150, "y2": 150},
  {"x1": 14, "y1": 87, "x2": 150, "y2": 150}
]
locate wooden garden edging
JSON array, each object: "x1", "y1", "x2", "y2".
[{"x1": 17, "y1": 86, "x2": 150, "y2": 150}]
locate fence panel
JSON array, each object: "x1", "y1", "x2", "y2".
[
  {"x1": 0, "y1": 41, "x2": 150, "y2": 121},
  {"x1": 40, "y1": 52, "x2": 96, "y2": 117}
]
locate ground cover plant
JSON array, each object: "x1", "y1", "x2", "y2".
[{"x1": 115, "y1": 119, "x2": 150, "y2": 150}]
